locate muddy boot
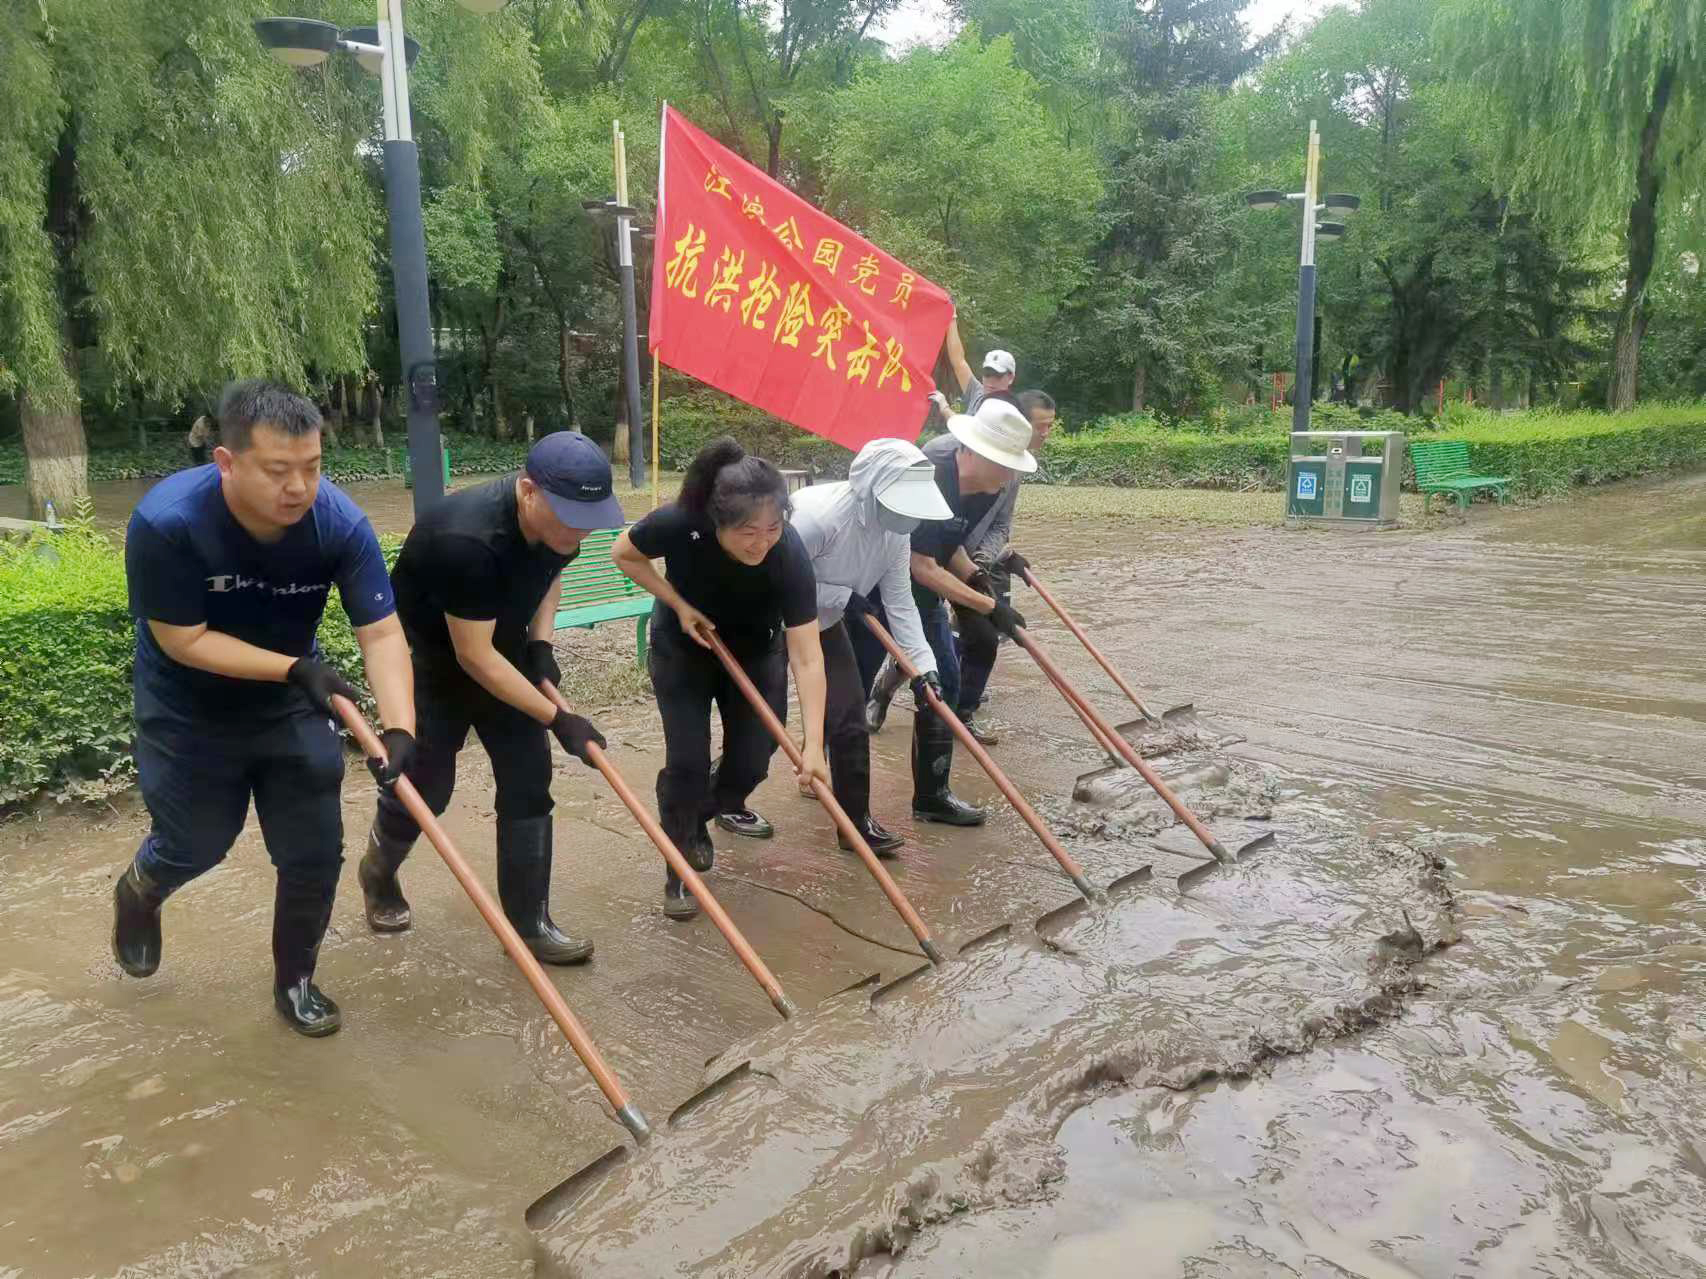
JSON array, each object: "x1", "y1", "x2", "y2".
[
  {"x1": 865, "y1": 656, "x2": 905, "y2": 734},
  {"x1": 682, "y1": 825, "x2": 715, "y2": 874},
  {"x1": 497, "y1": 817, "x2": 594, "y2": 966},
  {"x1": 911, "y1": 714, "x2": 986, "y2": 827},
  {"x1": 662, "y1": 868, "x2": 700, "y2": 921},
  {"x1": 838, "y1": 814, "x2": 903, "y2": 858},
  {"x1": 958, "y1": 710, "x2": 999, "y2": 746},
  {"x1": 272, "y1": 874, "x2": 342, "y2": 1038},
  {"x1": 112, "y1": 861, "x2": 170, "y2": 978},
  {"x1": 357, "y1": 823, "x2": 414, "y2": 934}
]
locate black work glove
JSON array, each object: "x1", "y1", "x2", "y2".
[
  {"x1": 910, "y1": 670, "x2": 943, "y2": 703},
  {"x1": 990, "y1": 601, "x2": 1028, "y2": 640},
  {"x1": 550, "y1": 709, "x2": 607, "y2": 765},
  {"x1": 367, "y1": 728, "x2": 416, "y2": 788},
  {"x1": 998, "y1": 548, "x2": 1031, "y2": 578},
  {"x1": 966, "y1": 568, "x2": 994, "y2": 597},
  {"x1": 522, "y1": 639, "x2": 562, "y2": 690},
  {"x1": 287, "y1": 656, "x2": 360, "y2": 718},
  {"x1": 842, "y1": 590, "x2": 877, "y2": 622}
]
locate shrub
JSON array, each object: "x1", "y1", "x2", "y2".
[
  {"x1": 656, "y1": 389, "x2": 856, "y2": 477},
  {"x1": 0, "y1": 527, "x2": 136, "y2": 803},
  {"x1": 1039, "y1": 402, "x2": 1706, "y2": 495}
]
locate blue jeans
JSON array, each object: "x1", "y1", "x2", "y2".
[
  {"x1": 133, "y1": 710, "x2": 346, "y2": 894},
  {"x1": 918, "y1": 603, "x2": 962, "y2": 711}
]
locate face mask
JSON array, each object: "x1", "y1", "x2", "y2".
[{"x1": 875, "y1": 504, "x2": 919, "y2": 535}]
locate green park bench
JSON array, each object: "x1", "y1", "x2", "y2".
[
  {"x1": 552, "y1": 526, "x2": 652, "y2": 665},
  {"x1": 1411, "y1": 439, "x2": 1511, "y2": 513}
]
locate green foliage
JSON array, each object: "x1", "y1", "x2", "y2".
[
  {"x1": 655, "y1": 390, "x2": 855, "y2": 476},
  {"x1": 812, "y1": 35, "x2": 1102, "y2": 344},
  {"x1": 0, "y1": 527, "x2": 134, "y2": 803},
  {"x1": 1042, "y1": 402, "x2": 1706, "y2": 496}
]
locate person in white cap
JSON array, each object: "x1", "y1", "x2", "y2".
[
  {"x1": 791, "y1": 439, "x2": 954, "y2": 855},
  {"x1": 852, "y1": 398, "x2": 1036, "y2": 826},
  {"x1": 943, "y1": 316, "x2": 1017, "y2": 416}
]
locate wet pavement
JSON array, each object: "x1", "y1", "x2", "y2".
[{"x1": 3, "y1": 472, "x2": 1705, "y2": 1276}]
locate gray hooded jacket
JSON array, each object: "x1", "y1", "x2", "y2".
[{"x1": 790, "y1": 439, "x2": 938, "y2": 675}]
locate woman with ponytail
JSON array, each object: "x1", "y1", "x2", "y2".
[{"x1": 612, "y1": 437, "x2": 828, "y2": 919}]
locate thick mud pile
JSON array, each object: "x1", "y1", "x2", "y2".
[{"x1": 534, "y1": 750, "x2": 1454, "y2": 1276}]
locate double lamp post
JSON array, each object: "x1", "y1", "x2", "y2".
[
  {"x1": 1245, "y1": 119, "x2": 1360, "y2": 433},
  {"x1": 255, "y1": 0, "x2": 509, "y2": 516}
]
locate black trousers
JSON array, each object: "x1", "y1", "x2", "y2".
[
  {"x1": 375, "y1": 665, "x2": 553, "y2": 850},
  {"x1": 953, "y1": 563, "x2": 1008, "y2": 715},
  {"x1": 648, "y1": 613, "x2": 787, "y2": 849},
  {"x1": 848, "y1": 589, "x2": 891, "y2": 698},
  {"x1": 133, "y1": 709, "x2": 344, "y2": 895},
  {"x1": 822, "y1": 620, "x2": 874, "y2": 821}
]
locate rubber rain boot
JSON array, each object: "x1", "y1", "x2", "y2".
[
  {"x1": 911, "y1": 712, "x2": 986, "y2": 827},
  {"x1": 865, "y1": 656, "x2": 905, "y2": 733},
  {"x1": 272, "y1": 873, "x2": 343, "y2": 1037},
  {"x1": 497, "y1": 817, "x2": 594, "y2": 965},
  {"x1": 662, "y1": 868, "x2": 700, "y2": 921},
  {"x1": 358, "y1": 823, "x2": 415, "y2": 933},
  {"x1": 829, "y1": 731, "x2": 901, "y2": 855},
  {"x1": 112, "y1": 860, "x2": 170, "y2": 978}
]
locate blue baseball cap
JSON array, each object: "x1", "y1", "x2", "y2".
[{"x1": 525, "y1": 431, "x2": 626, "y2": 530}]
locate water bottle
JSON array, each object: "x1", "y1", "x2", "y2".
[{"x1": 43, "y1": 499, "x2": 58, "y2": 528}]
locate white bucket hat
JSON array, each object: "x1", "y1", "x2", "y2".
[{"x1": 947, "y1": 399, "x2": 1037, "y2": 474}]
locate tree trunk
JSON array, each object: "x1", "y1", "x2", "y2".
[
  {"x1": 612, "y1": 359, "x2": 631, "y2": 467},
  {"x1": 20, "y1": 379, "x2": 87, "y2": 521},
  {"x1": 370, "y1": 380, "x2": 385, "y2": 450},
  {"x1": 1131, "y1": 364, "x2": 1147, "y2": 413},
  {"x1": 1609, "y1": 63, "x2": 1675, "y2": 412},
  {"x1": 766, "y1": 117, "x2": 783, "y2": 178},
  {"x1": 558, "y1": 323, "x2": 576, "y2": 426}
]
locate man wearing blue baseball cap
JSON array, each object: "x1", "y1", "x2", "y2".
[{"x1": 360, "y1": 431, "x2": 624, "y2": 964}]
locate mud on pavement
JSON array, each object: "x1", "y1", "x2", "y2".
[{"x1": 4, "y1": 471, "x2": 1706, "y2": 1277}]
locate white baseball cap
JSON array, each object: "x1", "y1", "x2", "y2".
[
  {"x1": 947, "y1": 399, "x2": 1037, "y2": 474},
  {"x1": 981, "y1": 349, "x2": 1017, "y2": 377}
]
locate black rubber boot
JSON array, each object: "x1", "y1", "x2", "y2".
[
  {"x1": 838, "y1": 814, "x2": 904, "y2": 858},
  {"x1": 358, "y1": 823, "x2": 414, "y2": 934},
  {"x1": 865, "y1": 656, "x2": 905, "y2": 733},
  {"x1": 271, "y1": 874, "x2": 342, "y2": 1038},
  {"x1": 497, "y1": 817, "x2": 594, "y2": 965},
  {"x1": 112, "y1": 861, "x2": 169, "y2": 978},
  {"x1": 682, "y1": 826, "x2": 715, "y2": 874},
  {"x1": 662, "y1": 868, "x2": 700, "y2": 921},
  {"x1": 911, "y1": 714, "x2": 986, "y2": 827},
  {"x1": 715, "y1": 808, "x2": 773, "y2": 839}
]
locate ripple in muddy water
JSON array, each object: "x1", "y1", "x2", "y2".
[{"x1": 531, "y1": 752, "x2": 1456, "y2": 1277}]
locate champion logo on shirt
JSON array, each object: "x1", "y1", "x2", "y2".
[{"x1": 206, "y1": 573, "x2": 332, "y2": 597}]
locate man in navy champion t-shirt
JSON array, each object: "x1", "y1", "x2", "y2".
[{"x1": 113, "y1": 380, "x2": 416, "y2": 1038}]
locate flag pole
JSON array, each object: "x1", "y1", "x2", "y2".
[{"x1": 651, "y1": 352, "x2": 660, "y2": 508}]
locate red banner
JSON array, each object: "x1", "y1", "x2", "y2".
[{"x1": 649, "y1": 105, "x2": 952, "y2": 451}]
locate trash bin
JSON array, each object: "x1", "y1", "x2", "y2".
[
  {"x1": 403, "y1": 445, "x2": 451, "y2": 491},
  {"x1": 1286, "y1": 431, "x2": 1404, "y2": 529}
]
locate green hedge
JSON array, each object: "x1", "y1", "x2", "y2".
[
  {"x1": 1039, "y1": 404, "x2": 1706, "y2": 496},
  {"x1": 655, "y1": 389, "x2": 855, "y2": 477},
  {"x1": 0, "y1": 527, "x2": 396, "y2": 805},
  {"x1": 0, "y1": 529, "x2": 136, "y2": 803},
  {"x1": 0, "y1": 433, "x2": 532, "y2": 486}
]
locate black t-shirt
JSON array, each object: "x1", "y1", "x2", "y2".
[
  {"x1": 626, "y1": 502, "x2": 816, "y2": 656},
  {"x1": 910, "y1": 436, "x2": 997, "y2": 610},
  {"x1": 391, "y1": 474, "x2": 575, "y2": 675}
]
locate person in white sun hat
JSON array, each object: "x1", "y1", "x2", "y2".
[
  {"x1": 851, "y1": 397, "x2": 1037, "y2": 827},
  {"x1": 791, "y1": 438, "x2": 954, "y2": 856}
]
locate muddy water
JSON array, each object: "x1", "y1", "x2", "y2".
[{"x1": 3, "y1": 472, "x2": 1705, "y2": 1276}]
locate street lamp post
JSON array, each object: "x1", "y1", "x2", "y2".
[
  {"x1": 1246, "y1": 120, "x2": 1359, "y2": 433},
  {"x1": 255, "y1": 1, "x2": 508, "y2": 516}
]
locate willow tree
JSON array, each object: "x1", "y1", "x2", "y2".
[
  {"x1": 1439, "y1": 0, "x2": 1706, "y2": 409},
  {"x1": 0, "y1": 1, "x2": 377, "y2": 516}
]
